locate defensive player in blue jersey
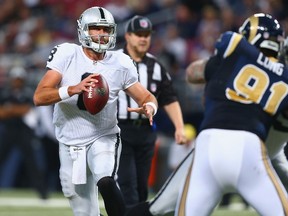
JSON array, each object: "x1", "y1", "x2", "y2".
[
  {"x1": 126, "y1": 13, "x2": 288, "y2": 216},
  {"x1": 175, "y1": 13, "x2": 288, "y2": 216}
]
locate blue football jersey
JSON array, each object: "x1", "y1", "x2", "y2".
[{"x1": 201, "y1": 31, "x2": 288, "y2": 141}]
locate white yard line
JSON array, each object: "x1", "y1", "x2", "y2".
[{"x1": 0, "y1": 197, "x2": 104, "y2": 208}]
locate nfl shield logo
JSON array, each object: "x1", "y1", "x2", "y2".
[
  {"x1": 150, "y1": 83, "x2": 157, "y2": 92},
  {"x1": 140, "y1": 19, "x2": 148, "y2": 28}
]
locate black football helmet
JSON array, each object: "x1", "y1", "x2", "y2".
[{"x1": 239, "y1": 13, "x2": 284, "y2": 54}]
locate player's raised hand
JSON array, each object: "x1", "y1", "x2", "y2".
[{"x1": 127, "y1": 102, "x2": 155, "y2": 125}]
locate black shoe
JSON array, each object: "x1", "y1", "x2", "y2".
[
  {"x1": 125, "y1": 201, "x2": 153, "y2": 216},
  {"x1": 39, "y1": 191, "x2": 49, "y2": 200}
]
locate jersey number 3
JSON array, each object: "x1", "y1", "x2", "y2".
[{"x1": 226, "y1": 64, "x2": 288, "y2": 115}]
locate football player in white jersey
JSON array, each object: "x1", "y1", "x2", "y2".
[{"x1": 33, "y1": 6, "x2": 158, "y2": 216}]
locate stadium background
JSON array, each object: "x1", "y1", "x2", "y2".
[{"x1": 0, "y1": 0, "x2": 287, "y2": 209}]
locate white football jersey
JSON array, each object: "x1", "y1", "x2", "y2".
[{"x1": 46, "y1": 43, "x2": 138, "y2": 145}]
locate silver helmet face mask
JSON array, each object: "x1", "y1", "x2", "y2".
[{"x1": 77, "y1": 7, "x2": 117, "y2": 53}]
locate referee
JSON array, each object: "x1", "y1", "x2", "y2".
[{"x1": 117, "y1": 15, "x2": 187, "y2": 207}]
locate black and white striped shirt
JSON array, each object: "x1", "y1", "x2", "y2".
[{"x1": 117, "y1": 46, "x2": 178, "y2": 121}]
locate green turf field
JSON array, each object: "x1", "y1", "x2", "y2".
[{"x1": 0, "y1": 189, "x2": 258, "y2": 216}]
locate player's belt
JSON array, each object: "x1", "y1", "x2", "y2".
[{"x1": 118, "y1": 119, "x2": 150, "y2": 127}]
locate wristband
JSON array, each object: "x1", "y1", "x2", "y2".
[
  {"x1": 145, "y1": 102, "x2": 158, "y2": 116},
  {"x1": 58, "y1": 86, "x2": 70, "y2": 100}
]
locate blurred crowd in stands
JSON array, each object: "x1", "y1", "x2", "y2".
[{"x1": 0, "y1": 0, "x2": 288, "y2": 199}]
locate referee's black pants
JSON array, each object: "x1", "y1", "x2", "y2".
[{"x1": 117, "y1": 120, "x2": 157, "y2": 207}]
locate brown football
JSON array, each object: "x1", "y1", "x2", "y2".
[{"x1": 83, "y1": 74, "x2": 109, "y2": 115}]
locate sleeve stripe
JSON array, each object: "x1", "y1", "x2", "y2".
[{"x1": 224, "y1": 33, "x2": 243, "y2": 58}]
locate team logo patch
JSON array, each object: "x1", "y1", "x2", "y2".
[
  {"x1": 139, "y1": 19, "x2": 149, "y2": 28},
  {"x1": 97, "y1": 87, "x2": 107, "y2": 96},
  {"x1": 263, "y1": 32, "x2": 269, "y2": 39}
]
